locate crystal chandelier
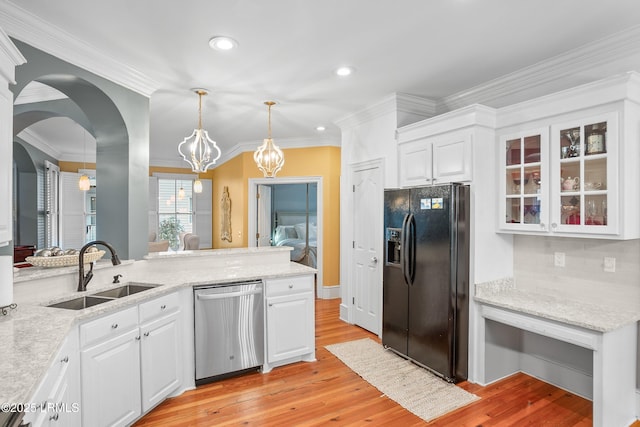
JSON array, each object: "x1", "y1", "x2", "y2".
[
  {"x1": 178, "y1": 89, "x2": 221, "y2": 173},
  {"x1": 254, "y1": 101, "x2": 284, "y2": 178}
]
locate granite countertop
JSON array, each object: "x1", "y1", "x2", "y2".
[
  {"x1": 474, "y1": 278, "x2": 640, "y2": 333},
  {"x1": 1, "y1": 257, "x2": 315, "y2": 407}
]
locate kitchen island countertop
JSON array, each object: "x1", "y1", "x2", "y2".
[{"x1": 1, "y1": 247, "x2": 315, "y2": 409}]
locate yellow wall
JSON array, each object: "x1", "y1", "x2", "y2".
[
  {"x1": 64, "y1": 150, "x2": 341, "y2": 287},
  {"x1": 211, "y1": 146, "x2": 341, "y2": 287},
  {"x1": 58, "y1": 161, "x2": 96, "y2": 172}
]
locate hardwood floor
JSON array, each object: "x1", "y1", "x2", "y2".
[{"x1": 134, "y1": 298, "x2": 617, "y2": 426}]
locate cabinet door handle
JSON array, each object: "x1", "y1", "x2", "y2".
[
  {"x1": 60, "y1": 356, "x2": 69, "y2": 364},
  {"x1": 160, "y1": 304, "x2": 167, "y2": 310},
  {"x1": 111, "y1": 323, "x2": 118, "y2": 329},
  {"x1": 144, "y1": 332, "x2": 150, "y2": 337},
  {"x1": 135, "y1": 336, "x2": 141, "y2": 341},
  {"x1": 49, "y1": 413, "x2": 59, "y2": 421}
]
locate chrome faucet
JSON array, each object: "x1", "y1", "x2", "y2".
[{"x1": 78, "y1": 240, "x2": 121, "y2": 292}]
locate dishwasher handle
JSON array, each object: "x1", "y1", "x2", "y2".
[{"x1": 196, "y1": 288, "x2": 262, "y2": 300}]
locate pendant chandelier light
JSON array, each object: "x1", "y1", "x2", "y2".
[
  {"x1": 78, "y1": 129, "x2": 90, "y2": 191},
  {"x1": 254, "y1": 101, "x2": 284, "y2": 178},
  {"x1": 178, "y1": 89, "x2": 221, "y2": 173},
  {"x1": 193, "y1": 179, "x2": 203, "y2": 193}
]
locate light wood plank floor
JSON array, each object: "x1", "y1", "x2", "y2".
[{"x1": 135, "y1": 298, "x2": 638, "y2": 426}]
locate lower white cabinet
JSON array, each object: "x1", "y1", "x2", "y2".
[
  {"x1": 81, "y1": 328, "x2": 142, "y2": 426},
  {"x1": 140, "y1": 308, "x2": 181, "y2": 412},
  {"x1": 80, "y1": 291, "x2": 182, "y2": 427},
  {"x1": 23, "y1": 331, "x2": 81, "y2": 427},
  {"x1": 263, "y1": 275, "x2": 315, "y2": 372}
]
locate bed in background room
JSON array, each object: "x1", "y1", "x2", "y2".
[{"x1": 272, "y1": 211, "x2": 317, "y2": 268}]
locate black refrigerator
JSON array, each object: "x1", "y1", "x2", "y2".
[{"x1": 382, "y1": 183, "x2": 470, "y2": 383}]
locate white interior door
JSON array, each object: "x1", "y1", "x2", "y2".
[
  {"x1": 352, "y1": 162, "x2": 383, "y2": 334},
  {"x1": 257, "y1": 185, "x2": 272, "y2": 246}
]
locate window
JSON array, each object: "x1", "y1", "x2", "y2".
[
  {"x1": 44, "y1": 160, "x2": 60, "y2": 248},
  {"x1": 158, "y1": 178, "x2": 194, "y2": 235},
  {"x1": 150, "y1": 174, "x2": 212, "y2": 250}
]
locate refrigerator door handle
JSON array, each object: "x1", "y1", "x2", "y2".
[
  {"x1": 407, "y1": 213, "x2": 416, "y2": 285},
  {"x1": 400, "y1": 213, "x2": 410, "y2": 286}
]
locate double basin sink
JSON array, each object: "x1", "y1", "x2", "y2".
[{"x1": 47, "y1": 283, "x2": 157, "y2": 310}]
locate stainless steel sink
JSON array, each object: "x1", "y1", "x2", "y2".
[
  {"x1": 92, "y1": 283, "x2": 157, "y2": 298},
  {"x1": 47, "y1": 295, "x2": 114, "y2": 310}
]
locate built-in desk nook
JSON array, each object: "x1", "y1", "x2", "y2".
[{"x1": 475, "y1": 279, "x2": 639, "y2": 427}]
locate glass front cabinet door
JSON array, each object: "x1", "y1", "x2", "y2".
[
  {"x1": 550, "y1": 113, "x2": 618, "y2": 236},
  {"x1": 499, "y1": 129, "x2": 549, "y2": 232}
]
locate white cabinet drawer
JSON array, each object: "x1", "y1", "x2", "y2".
[
  {"x1": 265, "y1": 275, "x2": 313, "y2": 297},
  {"x1": 80, "y1": 306, "x2": 138, "y2": 348},
  {"x1": 139, "y1": 292, "x2": 180, "y2": 324}
]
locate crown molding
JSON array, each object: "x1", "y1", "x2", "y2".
[
  {"x1": 17, "y1": 128, "x2": 61, "y2": 159},
  {"x1": 0, "y1": 1, "x2": 160, "y2": 97},
  {"x1": 335, "y1": 93, "x2": 437, "y2": 130},
  {"x1": 0, "y1": 24, "x2": 25, "y2": 84},
  {"x1": 439, "y1": 24, "x2": 640, "y2": 112},
  {"x1": 151, "y1": 135, "x2": 341, "y2": 169}
]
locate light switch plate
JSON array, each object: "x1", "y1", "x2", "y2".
[
  {"x1": 604, "y1": 257, "x2": 616, "y2": 273},
  {"x1": 554, "y1": 252, "x2": 565, "y2": 267}
]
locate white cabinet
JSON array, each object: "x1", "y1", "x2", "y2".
[
  {"x1": 0, "y1": 33, "x2": 24, "y2": 246},
  {"x1": 80, "y1": 292, "x2": 183, "y2": 427},
  {"x1": 80, "y1": 306, "x2": 141, "y2": 427},
  {"x1": 497, "y1": 73, "x2": 640, "y2": 239},
  {"x1": 263, "y1": 275, "x2": 315, "y2": 373},
  {"x1": 398, "y1": 129, "x2": 472, "y2": 187},
  {"x1": 498, "y1": 128, "x2": 549, "y2": 233},
  {"x1": 139, "y1": 292, "x2": 182, "y2": 412},
  {"x1": 23, "y1": 331, "x2": 81, "y2": 427},
  {"x1": 396, "y1": 105, "x2": 496, "y2": 188}
]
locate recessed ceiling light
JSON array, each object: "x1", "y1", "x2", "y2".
[
  {"x1": 335, "y1": 66, "x2": 355, "y2": 77},
  {"x1": 316, "y1": 126, "x2": 326, "y2": 132},
  {"x1": 209, "y1": 36, "x2": 238, "y2": 51}
]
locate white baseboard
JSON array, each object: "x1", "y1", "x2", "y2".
[{"x1": 320, "y1": 284, "x2": 340, "y2": 299}]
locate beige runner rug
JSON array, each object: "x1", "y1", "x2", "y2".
[{"x1": 325, "y1": 338, "x2": 479, "y2": 422}]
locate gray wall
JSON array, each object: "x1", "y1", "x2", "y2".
[{"x1": 11, "y1": 39, "x2": 150, "y2": 259}]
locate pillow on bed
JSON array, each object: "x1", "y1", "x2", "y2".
[
  {"x1": 308, "y1": 224, "x2": 317, "y2": 240},
  {"x1": 293, "y1": 223, "x2": 304, "y2": 241},
  {"x1": 274, "y1": 225, "x2": 298, "y2": 243}
]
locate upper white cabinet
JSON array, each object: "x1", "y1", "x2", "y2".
[
  {"x1": 0, "y1": 31, "x2": 26, "y2": 245},
  {"x1": 397, "y1": 105, "x2": 496, "y2": 188},
  {"x1": 497, "y1": 72, "x2": 640, "y2": 239}
]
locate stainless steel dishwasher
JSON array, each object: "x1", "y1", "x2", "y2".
[{"x1": 194, "y1": 280, "x2": 264, "y2": 385}]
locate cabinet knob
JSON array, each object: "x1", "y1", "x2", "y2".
[
  {"x1": 268, "y1": 303, "x2": 273, "y2": 307},
  {"x1": 160, "y1": 304, "x2": 167, "y2": 310},
  {"x1": 288, "y1": 284, "x2": 293, "y2": 289},
  {"x1": 60, "y1": 356, "x2": 69, "y2": 364},
  {"x1": 144, "y1": 332, "x2": 150, "y2": 337},
  {"x1": 111, "y1": 323, "x2": 118, "y2": 329},
  {"x1": 135, "y1": 336, "x2": 141, "y2": 340}
]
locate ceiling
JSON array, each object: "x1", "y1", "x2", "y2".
[{"x1": 4, "y1": 0, "x2": 640, "y2": 167}]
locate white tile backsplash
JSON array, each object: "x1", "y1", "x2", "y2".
[{"x1": 513, "y1": 235, "x2": 640, "y2": 312}]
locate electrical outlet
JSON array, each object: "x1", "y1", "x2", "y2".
[
  {"x1": 603, "y1": 257, "x2": 616, "y2": 273},
  {"x1": 554, "y1": 252, "x2": 565, "y2": 267}
]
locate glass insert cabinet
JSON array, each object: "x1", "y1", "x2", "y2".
[{"x1": 499, "y1": 113, "x2": 618, "y2": 237}]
